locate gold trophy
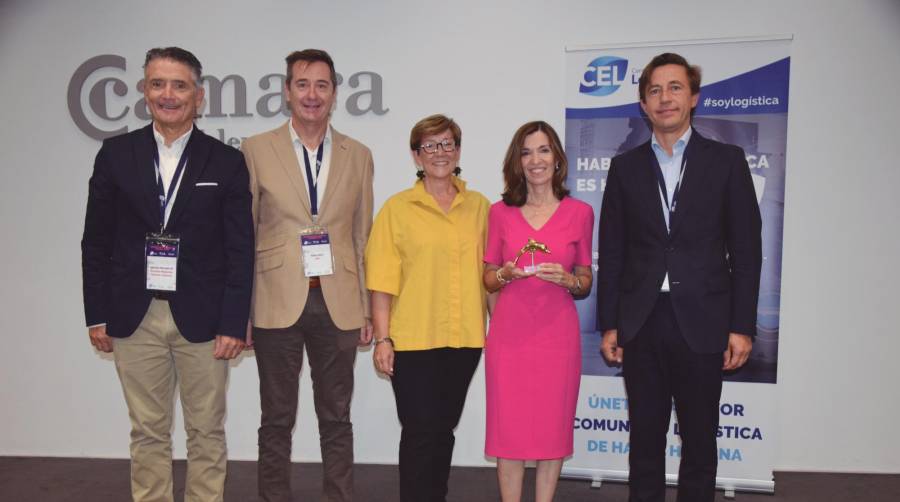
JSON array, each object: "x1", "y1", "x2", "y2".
[{"x1": 514, "y1": 238, "x2": 551, "y2": 274}]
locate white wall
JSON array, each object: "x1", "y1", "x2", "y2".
[{"x1": 1, "y1": 0, "x2": 898, "y2": 474}]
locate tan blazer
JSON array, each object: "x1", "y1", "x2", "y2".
[{"x1": 242, "y1": 123, "x2": 373, "y2": 330}]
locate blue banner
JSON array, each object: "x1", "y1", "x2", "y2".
[{"x1": 563, "y1": 37, "x2": 791, "y2": 494}]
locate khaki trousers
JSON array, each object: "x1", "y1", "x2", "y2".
[{"x1": 113, "y1": 299, "x2": 229, "y2": 502}]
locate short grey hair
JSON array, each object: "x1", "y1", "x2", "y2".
[{"x1": 143, "y1": 47, "x2": 203, "y2": 86}]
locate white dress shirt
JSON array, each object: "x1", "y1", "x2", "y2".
[
  {"x1": 288, "y1": 118, "x2": 333, "y2": 216},
  {"x1": 153, "y1": 125, "x2": 192, "y2": 228}
]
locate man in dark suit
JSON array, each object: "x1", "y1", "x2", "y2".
[
  {"x1": 81, "y1": 47, "x2": 253, "y2": 502},
  {"x1": 597, "y1": 52, "x2": 762, "y2": 502}
]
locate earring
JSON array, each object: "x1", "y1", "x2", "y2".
[{"x1": 555, "y1": 163, "x2": 560, "y2": 171}]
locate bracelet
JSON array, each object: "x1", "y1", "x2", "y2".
[
  {"x1": 568, "y1": 276, "x2": 583, "y2": 295},
  {"x1": 496, "y1": 267, "x2": 510, "y2": 286},
  {"x1": 374, "y1": 337, "x2": 394, "y2": 347}
]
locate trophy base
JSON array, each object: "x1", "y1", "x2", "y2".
[{"x1": 523, "y1": 265, "x2": 538, "y2": 274}]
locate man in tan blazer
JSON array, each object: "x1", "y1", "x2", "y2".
[{"x1": 241, "y1": 48, "x2": 373, "y2": 502}]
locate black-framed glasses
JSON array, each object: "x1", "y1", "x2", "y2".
[{"x1": 418, "y1": 139, "x2": 457, "y2": 154}]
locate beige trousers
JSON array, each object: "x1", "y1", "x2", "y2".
[{"x1": 113, "y1": 299, "x2": 228, "y2": 502}]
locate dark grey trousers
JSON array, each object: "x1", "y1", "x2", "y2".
[{"x1": 254, "y1": 288, "x2": 360, "y2": 502}]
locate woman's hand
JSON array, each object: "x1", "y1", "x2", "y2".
[
  {"x1": 373, "y1": 338, "x2": 395, "y2": 376},
  {"x1": 371, "y1": 291, "x2": 395, "y2": 376},
  {"x1": 535, "y1": 262, "x2": 575, "y2": 288},
  {"x1": 502, "y1": 261, "x2": 534, "y2": 281},
  {"x1": 485, "y1": 261, "x2": 534, "y2": 293}
]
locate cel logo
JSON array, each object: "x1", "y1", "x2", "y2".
[{"x1": 579, "y1": 56, "x2": 628, "y2": 97}]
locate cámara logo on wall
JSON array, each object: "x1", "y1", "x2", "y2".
[
  {"x1": 68, "y1": 55, "x2": 389, "y2": 144},
  {"x1": 579, "y1": 56, "x2": 628, "y2": 97}
]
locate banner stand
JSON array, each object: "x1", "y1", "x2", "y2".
[{"x1": 563, "y1": 36, "x2": 791, "y2": 496}]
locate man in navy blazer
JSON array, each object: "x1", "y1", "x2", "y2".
[
  {"x1": 81, "y1": 47, "x2": 253, "y2": 502},
  {"x1": 597, "y1": 53, "x2": 762, "y2": 502}
]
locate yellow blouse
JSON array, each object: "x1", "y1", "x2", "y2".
[{"x1": 365, "y1": 177, "x2": 489, "y2": 351}]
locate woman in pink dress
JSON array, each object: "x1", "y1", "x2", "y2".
[{"x1": 483, "y1": 121, "x2": 594, "y2": 502}]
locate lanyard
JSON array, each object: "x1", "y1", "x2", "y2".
[
  {"x1": 301, "y1": 142, "x2": 325, "y2": 216},
  {"x1": 153, "y1": 140, "x2": 190, "y2": 232},
  {"x1": 651, "y1": 149, "x2": 688, "y2": 232}
]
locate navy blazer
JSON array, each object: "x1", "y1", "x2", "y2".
[
  {"x1": 596, "y1": 130, "x2": 762, "y2": 353},
  {"x1": 81, "y1": 124, "x2": 253, "y2": 342}
]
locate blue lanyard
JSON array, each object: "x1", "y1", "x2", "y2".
[
  {"x1": 301, "y1": 142, "x2": 325, "y2": 216},
  {"x1": 153, "y1": 139, "x2": 190, "y2": 232},
  {"x1": 651, "y1": 149, "x2": 688, "y2": 232}
]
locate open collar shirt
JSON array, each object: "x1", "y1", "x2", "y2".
[
  {"x1": 365, "y1": 177, "x2": 489, "y2": 351},
  {"x1": 288, "y1": 118, "x2": 333, "y2": 214},
  {"x1": 651, "y1": 126, "x2": 692, "y2": 292},
  {"x1": 153, "y1": 124, "x2": 193, "y2": 227}
]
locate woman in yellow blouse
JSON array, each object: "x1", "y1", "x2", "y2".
[{"x1": 365, "y1": 114, "x2": 489, "y2": 502}]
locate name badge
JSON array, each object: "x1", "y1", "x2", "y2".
[
  {"x1": 145, "y1": 234, "x2": 180, "y2": 291},
  {"x1": 300, "y1": 228, "x2": 334, "y2": 277}
]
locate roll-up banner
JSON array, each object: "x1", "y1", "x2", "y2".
[{"x1": 564, "y1": 36, "x2": 791, "y2": 495}]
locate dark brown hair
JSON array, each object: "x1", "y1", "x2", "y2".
[
  {"x1": 501, "y1": 121, "x2": 569, "y2": 206},
  {"x1": 285, "y1": 49, "x2": 337, "y2": 89},
  {"x1": 144, "y1": 47, "x2": 202, "y2": 86},
  {"x1": 638, "y1": 52, "x2": 701, "y2": 102}
]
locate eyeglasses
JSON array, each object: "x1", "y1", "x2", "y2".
[{"x1": 418, "y1": 139, "x2": 457, "y2": 154}]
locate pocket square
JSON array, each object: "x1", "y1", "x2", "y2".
[{"x1": 195, "y1": 182, "x2": 218, "y2": 187}]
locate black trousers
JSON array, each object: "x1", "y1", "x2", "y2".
[
  {"x1": 254, "y1": 289, "x2": 360, "y2": 502},
  {"x1": 622, "y1": 294, "x2": 723, "y2": 502},
  {"x1": 390, "y1": 347, "x2": 482, "y2": 502}
]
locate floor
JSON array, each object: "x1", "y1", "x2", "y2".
[{"x1": 1, "y1": 457, "x2": 898, "y2": 501}]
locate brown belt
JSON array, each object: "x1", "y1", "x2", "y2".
[{"x1": 308, "y1": 276, "x2": 321, "y2": 288}]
